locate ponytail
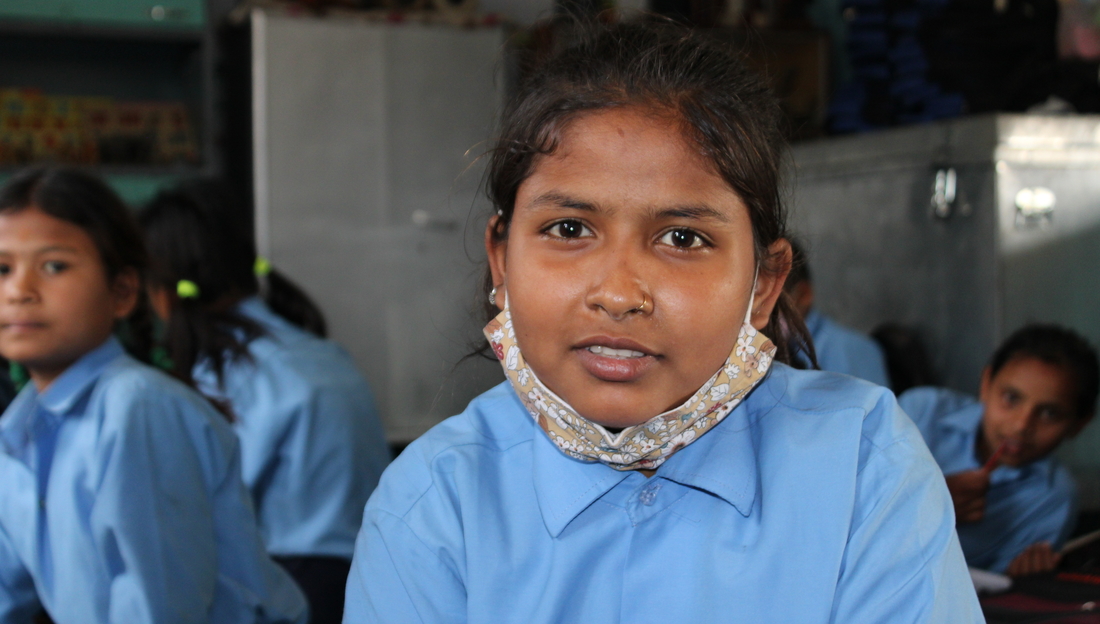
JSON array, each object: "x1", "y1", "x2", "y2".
[{"x1": 261, "y1": 268, "x2": 327, "y2": 338}]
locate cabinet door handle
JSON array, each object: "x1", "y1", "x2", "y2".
[{"x1": 931, "y1": 167, "x2": 956, "y2": 219}]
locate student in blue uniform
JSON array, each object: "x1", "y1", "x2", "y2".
[
  {"x1": 343, "y1": 22, "x2": 981, "y2": 623},
  {"x1": 139, "y1": 181, "x2": 391, "y2": 624},
  {"x1": 785, "y1": 240, "x2": 890, "y2": 386},
  {"x1": 900, "y1": 324, "x2": 1098, "y2": 576},
  {"x1": 0, "y1": 167, "x2": 307, "y2": 623}
]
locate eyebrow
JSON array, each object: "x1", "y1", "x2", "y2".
[
  {"x1": 528, "y1": 192, "x2": 731, "y2": 223},
  {"x1": 36, "y1": 245, "x2": 80, "y2": 254},
  {"x1": 528, "y1": 192, "x2": 599, "y2": 212},
  {"x1": 0, "y1": 245, "x2": 81, "y2": 257},
  {"x1": 650, "y1": 205, "x2": 730, "y2": 223}
]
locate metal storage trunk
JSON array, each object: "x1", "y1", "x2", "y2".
[{"x1": 788, "y1": 114, "x2": 1100, "y2": 507}]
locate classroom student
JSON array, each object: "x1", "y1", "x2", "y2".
[
  {"x1": 343, "y1": 21, "x2": 981, "y2": 623},
  {"x1": 899, "y1": 324, "x2": 1099, "y2": 577},
  {"x1": 139, "y1": 181, "x2": 391, "y2": 624},
  {"x1": 0, "y1": 168, "x2": 307, "y2": 623},
  {"x1": 785, "y1": 239, "x2": 890, "y2": 386}
]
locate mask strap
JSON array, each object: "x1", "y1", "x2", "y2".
[{"x1": 744, "y1": 267, "x2": 759, "y2": 325}]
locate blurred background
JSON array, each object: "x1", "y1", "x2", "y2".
[{"x1": 0, "y1": 0, "x2": 1098, "y2": 507}]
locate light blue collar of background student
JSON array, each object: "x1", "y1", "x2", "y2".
[
  {"x1": 0, "y1": 337, "x2": 123, "y2": 459},
  {"x1": 530, "y1": 364, "x2": 785, "y2": 537}
]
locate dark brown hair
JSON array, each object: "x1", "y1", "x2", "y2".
[
  {"x1": 989, "y1": 324, "x2": 1099, "y2": 419},
  {"x1": 139, "y1": 179, "x2": 327, "y2": 389},
  {"x1": 483, "y1": 19, "x2": 812, "y2": 365}
]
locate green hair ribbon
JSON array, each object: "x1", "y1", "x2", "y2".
[
  {"x1": 254, "y1": 256, "x2": 272, "y2": 277},
  {"x1": 177, "y1": 280, "x2": 201, "y2": 299}
]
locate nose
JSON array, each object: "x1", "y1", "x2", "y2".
[
  {"x1": 1005, "y1": 406, "x2": 1036, "y2": 437},
  {"x1": 584, "y1": 248, "x2": 651, "y2": 320}
]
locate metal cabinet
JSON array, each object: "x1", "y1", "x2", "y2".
[
  {"x1": 788, "y1": 114, "x2": 1100, "y2": 506},
  {"x1": 250, "y1": 10, "x2": 505, "y2": 443}
]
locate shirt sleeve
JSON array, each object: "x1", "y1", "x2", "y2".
[
  {"x1": 0, "y1": 522, "x2": 40, "y2": 622},
  {"x1": 980, "y1": 467, "x2": 1078, "y2": 573},
  {"x1": 344, "y1": 507, "x2": 467, "y2": 624},
  {"x1": 830, "y1": 418, "x2": 983, "y2": 623},
  {"x1": 89, "y1": 389, "x2": 225, "y2": 624}
]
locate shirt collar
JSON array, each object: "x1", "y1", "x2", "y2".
[
  {"x1": 0, "y1": 337, "x2": 123, "y2": 454},
  {"x1": 531, "y1": 423, "x2": 630, "y2": 538},
  {"x1": 37, "y1": 337, "x2": 124, "y2": 416},
  {"x1": 529, "y1": 364, "x2": 785, "y2": 537}
]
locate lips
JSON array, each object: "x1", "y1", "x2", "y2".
[
  {"x1": 0, "y1": 321, "x2": 47, "y2": 334},
  {"x1": 574, "y1": 336, "x2": 658, "y2": 383}
]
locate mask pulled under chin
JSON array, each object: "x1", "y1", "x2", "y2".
[{"x1": 483, "y1": 305, "x2": 777, "y2": 471}]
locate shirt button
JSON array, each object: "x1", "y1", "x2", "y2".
[
  {"x1": 39, "y1": 498, "x2": 46, "y2": 510},
  {"x1": 639, "y1": 482, "x2": 662, "y2": 506}
]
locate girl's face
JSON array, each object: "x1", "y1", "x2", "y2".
[
  {"x1": 487, "y1": 107, "x2": 789, "y2": 428},
  {"x1": 0, "y1": 207, "x2": 139, "y2": 389}
]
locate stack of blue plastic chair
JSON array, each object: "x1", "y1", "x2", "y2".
[{"x1": 827, "y1": 0, "x2": 966, "y2": 133}]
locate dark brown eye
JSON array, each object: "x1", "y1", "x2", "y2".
[
  {"x1": 660, "y1": 229, "x2": 705, "y2": 248},
  {"x1": 547, "y1": 220, "x2": 591, "y2": 239}
]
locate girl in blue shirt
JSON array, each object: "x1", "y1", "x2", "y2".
[
  {"x1": 0, "y1": 167, "x2": 307, "y2": 623},
  {"x1": 344, "y1": 22, "x2": 982, "y2": 623},
  {"x1": 139, "y1": 181, "x2": 391, "y2": 624}
]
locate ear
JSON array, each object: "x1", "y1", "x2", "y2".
[
  {"x1": 147, "y1": 285, "x2": 172, "y2": 322},
  {"x1": 485, "y1": 215, "x2": 507, "y2": 311},
  {"x1": 110, "y1": 268, "x2": 141, "y2": 320},
  {"x1": 789, "y1": 280, "x2": 815, "y2": 318},
  {"x1": 749, "y1": 238, "x2": 793, "y2": 330}
]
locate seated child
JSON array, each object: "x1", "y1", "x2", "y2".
[
  {"x1": 342, "y1": 21, "x2": 982, "y2": 623},
  {"x1": 139, "y1": 181, "x2": 392, "y2": 624},
  {"x1": 785, "y1": 239, "x2": 889, "y2": 386},
  {"x1": 899, "y1": 324, "x2": 1098, "y2": 576},
  {"x1": 0, "y1": 168, "x2": 307, "y2": 623}
]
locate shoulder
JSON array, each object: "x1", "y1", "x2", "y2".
[
  {"x1": 99, "y1": 354, "x2": 213, "y2": 410},
  {"x1": 367, "y1": 383, "x2": 532, "y2": 518},
  {"x1": 94, "y1": 355, "x2": 229, "y2": 438},
  {"x1": 219, "y1": 327, "x2": 370, "y2": 409},
  {"x1": 760, "y1": 364, "x2": 926, "y2": 471},
  {"x1": 898, "y1": 386, "x2": 977, "y2": 427}
]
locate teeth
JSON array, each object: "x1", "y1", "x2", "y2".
[{"x1": 588, "y1": 345, "x2": 645, "y2": 358}]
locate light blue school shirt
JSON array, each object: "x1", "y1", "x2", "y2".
[
  {"x1": 803, "y1": 308, "x2": 890, "y2": 387},
  {"x1": 0, "y1": 337, "x2": 308, "y2": 624},
  {"x1": 345, "y1": 364, "x2": 982, "y2": 623},
  {"x1": 899, "y1": 386, "x2": 1077, "y2": 573},
  {"x1": 193, "y1": 298, "x2": 391, "y2": 560}
]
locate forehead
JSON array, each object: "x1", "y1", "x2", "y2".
[
  {"x1": 0, "y1": 206, "x2": 98, "y2": 253},
  {"x1": 519, "y1": 107, "x2": 744, "y2": 217},
  {"x1": 993, "y1": 356, "x2": 1078, "y2": 405}
]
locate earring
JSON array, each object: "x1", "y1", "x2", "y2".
[{"x1": 489, "y1": 286, "x2": 498, "y2": 306}]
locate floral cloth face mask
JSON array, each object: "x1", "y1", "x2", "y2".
[{"x1": 483, "y1": 283, "x2": 778, "y2": 471}]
